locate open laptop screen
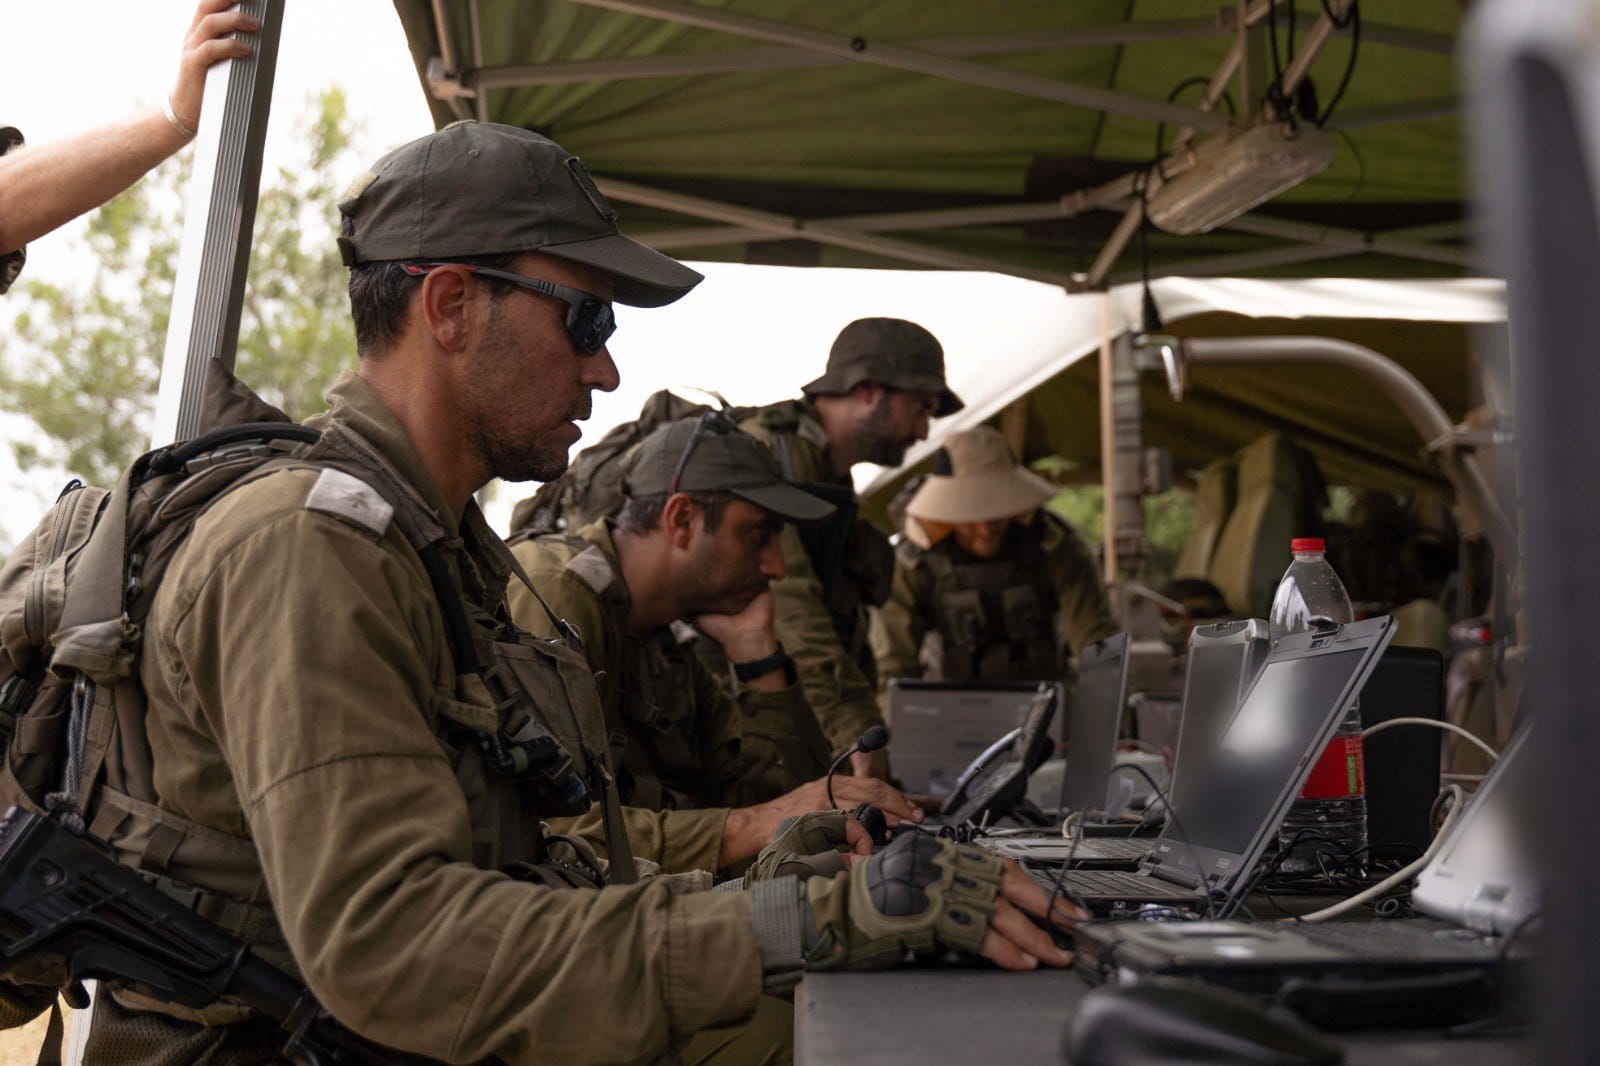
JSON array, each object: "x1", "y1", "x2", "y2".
[
  {"x1": 1169, "y1": 639, "x2": 1250, "y2": 811},
  {"x1": 1175, "y1": 649, "x2": 1365, "y2": 858},
  {"x1": 1061, "y1": 635, "x2": 1130, "y2": 815}
]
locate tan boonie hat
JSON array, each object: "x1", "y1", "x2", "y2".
[
  {"x1": 337, "y1": 121, "x2": 701, "y2": 307},
  {"x1": 802, "y1": 318, "x2": 964, "y2": 417},
  {"x1": 626, "y1": 415, "x2": 836, "y2": 524},
  {"x1": 904, "y1": 426, "x2": 1055, "y2": 547}
]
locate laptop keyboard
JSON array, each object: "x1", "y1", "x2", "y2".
[
  {"x1": 1032, "y1": 867, "x2": 1158, "y2": 897},
  {"x1": 1074, "y1": 838, "x2": 1152, "y2": 862},
  {"x1": 1291, "y1": 919, "x2": 1497, "y2": 958}
]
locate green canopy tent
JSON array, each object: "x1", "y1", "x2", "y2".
[
  {"x1": 393, "y1": 1, "x2": 1466, "y2": 286},
  {"x1": 388, "y1": 1, "x2": 1503, "y2": 568}
]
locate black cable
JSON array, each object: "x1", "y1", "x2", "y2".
[
  {"x1": 1265, "y1": 0, "x2": 1291, "y2": 121},
  {"x1": 1315, "y1": 1, "x2": 1361, "y2": 128},
  {"x1": 1107, "y1": 762, "x2": 1216, "y2": 920}
]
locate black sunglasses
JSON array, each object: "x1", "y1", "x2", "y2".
[{"x1": 402, "y1": 261, "x2": 616, "y2": 355}]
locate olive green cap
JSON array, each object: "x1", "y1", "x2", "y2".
[
  {"x1": 336, "y1": 121, "x2": 702, "y2": 307},
  {"x1": 626, "y1": 416, "x2": 836, "y2": 524},
  {"x1": 801, "y1": 317, "x2": 964, "y2": 417}
]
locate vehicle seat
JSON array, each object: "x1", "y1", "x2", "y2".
[
  {"x1": 1173, "y1": 458, "x2": 1236, "y2": 580},
  {"x1": 1207, "y1": 433, "x2": 1327, "y2": 618}
]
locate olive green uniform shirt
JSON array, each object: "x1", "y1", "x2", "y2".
[
  {"x1": 133, "y1": 373, "x2": 760, "y2": 1063},
  {"x1": 738, "y1": 399, "x2": 888, "y2": 751},
  {"x1": 872, "y1": 511, "x2": 1118, "y2": 685},
  {"x1": 508, "y1": 521, "x2": 831, "y2": 872}
]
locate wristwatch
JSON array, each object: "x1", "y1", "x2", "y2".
[{"x1": 732, "y1": 643, "x2": 797, "y2": 685}]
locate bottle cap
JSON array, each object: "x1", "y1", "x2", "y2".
[{"x1": 1290, "y1": 537, "x2": 1326, "y2": 553}]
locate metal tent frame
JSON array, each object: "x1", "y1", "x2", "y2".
[{"x1": 417, "y1": 0, "x2": 1467, "y2": 290}]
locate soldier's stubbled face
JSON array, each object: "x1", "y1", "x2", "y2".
[
  {"x1": 855, "y1": 387, "x2": 936, "y2": 466},
  {"x1": 683, "y1": 498, "x2": 786, "y2": 615},
  {"x1": 459, "y1": 252, "x2": 619, "y2": 484}
]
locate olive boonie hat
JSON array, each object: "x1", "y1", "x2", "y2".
[
  {"x1": 337, "y1": 121, "x2": 701, "y2": 307},
  {"x1": 626, "y1": 416, "x2": 836, "y2": 524},
  {"x1": 802, "y1": 317, "x2": 963, "y2": 417}
]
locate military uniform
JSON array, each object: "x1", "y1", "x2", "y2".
[
  {"x1": 85, "y1": 372, "x2": 765, "y2": 1063},
  {"x1": 737, "y1": 399, "x2": 894, "y2": 752},
  {"x1": 508, "y1": 520, "x2": 832, "y2": 871},
  {"x1": 1, "y1": 127, "x2": 26, "y2": 294},
  {"x1": 873, "y1": 510, "x2": 1117, "y2": 684}
]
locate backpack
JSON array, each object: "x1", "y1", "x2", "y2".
[
  {"x1": 508, "y1": 388, "x2": 735, "y2": 539},
  {"x1": 0, "y1": 369, "x2": 324, "y2": 837}
]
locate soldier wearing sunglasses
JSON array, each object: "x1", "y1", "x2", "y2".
[
  {"x1": 508, "y1": 415, "x2": 927, "y2": 877},
  {"x1": 68, "y1": 121, "x2": 1077, "y2": 1064}
]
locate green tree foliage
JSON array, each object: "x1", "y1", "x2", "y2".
[
  {"x1": 0, "y1": 89, "x2": 360, "y2": 487},
  {"x1": 1046, "y1": 483, "x2": 1197, "y2": 589}
]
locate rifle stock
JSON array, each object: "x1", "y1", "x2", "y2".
[{"x1": 0, "y1": 806, "x2": 436, "y2": 1064}]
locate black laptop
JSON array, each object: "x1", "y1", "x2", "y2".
[{"x1": 1027, "y1": 616, "x2": 1397, "y2": 916}]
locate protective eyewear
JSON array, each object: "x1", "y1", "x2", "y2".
[
  {"x1": 402, "y1": 261, "x2": 616, "y2": 355},
  {"x1": 668, "y1": 410, "x2": 730, "y2": 494}
]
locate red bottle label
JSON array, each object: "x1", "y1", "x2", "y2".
[{"x1": 1299, "y1": 735, "x2": 1365, "y2": 800}]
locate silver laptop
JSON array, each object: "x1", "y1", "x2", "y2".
[
  {"x1": 1073, "y1": 724, "x2": 1538, "y2": 1022},
  {"x1": 994, "y1": 620, "x2": 1268, "y2": 868},
  {"x1": 1030, "y1": 616, "x2": 1398, "y2": 916}
]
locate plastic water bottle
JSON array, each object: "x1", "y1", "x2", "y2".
[{"x1": 1270, "y1": 537, "x2": 1367, "y2": 876}]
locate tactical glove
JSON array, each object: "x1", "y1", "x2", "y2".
[
  {"x1": 801, "y1": 831, "x2": 1004, "y2": 970},
  {"x1": 742, "y1": 810, "x2": 851, "y2": 885}
]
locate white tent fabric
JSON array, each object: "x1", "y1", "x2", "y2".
[{"x1": 862, "y1": 276, "x2": 1507, "y2": 496}]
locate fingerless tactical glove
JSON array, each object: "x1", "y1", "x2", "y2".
[
  {"x1": 801, "y1": 831, "x2": 1004, "y2": 970},
  {"x1": 742, "y1": 811, "x2": 852, "y2": 885}
]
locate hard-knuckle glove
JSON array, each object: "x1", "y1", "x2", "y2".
[
  {"x1": 800, "y1": 831, "x2": 1004, "y2": 971},
  {"x1": 743, "y1": 811, "x2": 851, "y2": 885}
]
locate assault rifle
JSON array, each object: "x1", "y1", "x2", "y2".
[{"x1": 0, "y1": 806, "x2": 436, "y2": 1064}]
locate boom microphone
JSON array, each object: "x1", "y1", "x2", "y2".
[{"x1": 826, "y1": 725, "x2": 891, "y2": 809}]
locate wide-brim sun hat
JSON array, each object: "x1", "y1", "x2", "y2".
[{"x1": 904, "y1": 425, "x2": 1055, "y2": 547}]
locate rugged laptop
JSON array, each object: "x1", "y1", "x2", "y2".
[
  {"x1": 1028, "y1": 616, "x2": 1397, "y2": 916},
  {"x1": 1073, "y1": 725, "x2": 1537, "y2": 1027},
  {"x1": 993, "y1": 620, "x2": 1268, "y2": 869}
]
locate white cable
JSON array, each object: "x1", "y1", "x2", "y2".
[
  {"x1": 1289, "y1": 784, "x2": 1466, "y2": 923},
  {"x1": 1361, "y1": 716, "x2": 1501, "y2": 764}
]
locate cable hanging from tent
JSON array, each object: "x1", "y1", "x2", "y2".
[{"x1": 1315, "y1": 1, "x2": 1362, "y2": 128}]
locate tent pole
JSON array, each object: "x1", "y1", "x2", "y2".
[
  {"x1": 468, "y1": 0, "x2": 490, "y2": 123},
  {"x1": 1098, "y1": 298, "x2": 1119, "y2": 584},
  {"x1": 1213, "y1": 213, "x2": 1472, "y2": 267},
  {"x1": 150, "y1": 0, "x2": 285, "y2": 447},
  {"x1": 1326, "y1": 96, "x2": 1459, "y2": 131},
  {"x1": 565, "y1": 0, "x2": 1232, "y2": 131},
  {"x1": 469, "y1": 20, "x2": 1226, "y2": 89},
  {"x1": 593, "y1": 175, "x2": 1081, "y2": 286}
]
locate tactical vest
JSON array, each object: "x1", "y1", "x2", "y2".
[
  {"x1": 916, "y1": 518, "x2": 1063, "y2": 683},
  {"x1": 752, "y1": 403, "x2": 893, "y2": 679},
  {"x1": 0, "y1": 366, "x2": 634, "y2": 1036}
]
